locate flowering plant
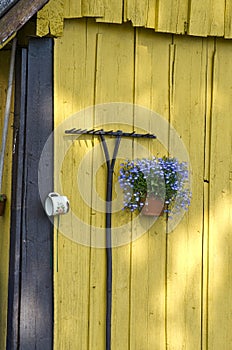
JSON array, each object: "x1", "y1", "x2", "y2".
[{"x1": 118, "y1": 156, "x2": 191, "y2": 216}]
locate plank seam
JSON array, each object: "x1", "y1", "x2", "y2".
[{"x1": 201, "y1": 38, "x2": 217, "y2": 350}]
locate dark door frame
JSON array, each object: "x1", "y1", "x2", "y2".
[{"x1": 7, "y1": 37, "x2": 54, "y2": 350}]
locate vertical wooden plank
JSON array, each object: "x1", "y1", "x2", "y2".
[
  {"x1": 88, "y1": 32, "x2": 106, "y2": 350},
  {"x1": 124, "y1": 0, "x2": 149, "y2": 26},
  {"x1": 96, "y1": 0, "x2": 123, "y2": 23},
  {"x1": 64, "y1": 0, "x2": 82, "y2": 18},
  {"x1": 7, "y1": 48, "x2": 27, "y2": 350},
  {"x1": 156, "y1": 0, "x2": 188, "y2": 34},
  {"x1": 91, "y1": 22, "x2": 134, "y2": 350},
  {"x1": 130, "y1": 29, "x2": 171, "y2": 350},
  {"x1": 19, "y1": 38, "x2": 53, "y2": 350},
  {"x1": 90, "y1": 21, "x2": 134, "y2": 349},
  {"x1": 167, "y1": 36, "x2": 205, "y2": 349},
  {"x1": 188, "y1": 0, "x2": 209, "y2": 36},
  {"x1": 53, "y1": 18, "x2": 96, "y2": 350},
  {"x1": 208, "y1": 0, "x2": 225, "y2": 36},
  {"x1": 0, "y1": 49, "x2": 14, "y2": 350},
  {"x1": 81, "y1": 0, "x2": 104, "y2": 17},
  {"x1": 208, "y1": 39, "x2": 232, "y2": 349},
  {"x1": 225, "y1": 0, "x2": 232, "y2": 38},
  {"x1": 188, "y1": 0, "x2": 225, "y2": 37},
  {"x1": 146, "y1": 0, "x2": 158, "y2": 29},
  {"x1": 201, "y1": 38, "x2": 216, "y2": 350}
]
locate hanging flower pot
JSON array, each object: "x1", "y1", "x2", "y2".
[
  {"x1": 118, "y1": 156, "x2": 191, "y2": 218},
  {"x1": 0, "y1": 194, "x2": 7, "y2": 216},
  {"x1": 141, "y1": 196, "x2": 164, "y2": 216}
]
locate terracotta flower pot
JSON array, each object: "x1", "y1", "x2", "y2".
[
  {"x1": 0, "y1": 195, "x2": 7, "y2": 216},
  {"x1": 141, "y1": 196, "x2": 164, "y2": 216}
]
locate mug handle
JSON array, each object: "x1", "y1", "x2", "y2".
[
  {"x1": 48, "y1": 192, "x2": 60, "y2": 198},
  {"x1": 66, "y1": 201, "x2": 70, "y2": 213}
]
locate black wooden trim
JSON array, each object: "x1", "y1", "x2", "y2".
[
  {"x1": 7, "y1": 47, "x2": 28, "y2": 350},
  {"x1": 7, "y1": 38, "x2": 54, "y2": 350}
]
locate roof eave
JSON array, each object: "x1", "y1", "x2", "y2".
[{"x1": 0, "y1": 0, "x2": 49, "y2": 47}]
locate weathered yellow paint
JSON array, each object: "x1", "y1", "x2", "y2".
[
  {"x1": 37, "y1": 0, "x2": 64, "y2": 37},
  {"x1": 96, "y1": 0, "x2": 123, "y2": 24},
  {"x1": 146, "y1": 0, "x2": 158, "y2": 29},
  {"x1": 0, "y1": 0, "x2": 232, "y2": 348},
  {"x1": 64, "y1": 0, "x2": 82, "y2": 18},
  {"x1": 166, "y1": 35, "x2": 206, "y2": 349},
  {"x1": 130, "y1": 29, "x2": 170, "y2": 349},
  {"x1": 188, "y1": 0, "x2": 225, "y2": 37},
  {"x1": 0, "y1": 50, "x2": 14, "y2": 350},
  {"x1": 37, "y1": 0, "x2": 232, "y2": 38},
  {"x1": 208, "y1": 39, "x2": 232, "y2": 349},
  {"x1": 54, "y1": 20, "x2": 136, "y2": 349},
  {"x1": 82, "y1": 0, "x2": 104, "y2": 17},
  {"x1": 125, "y1": 0, "x2": 149, "y2": 27},
  {"x1": 157, "y1": 0, "x2": 188, "y2": 34},
  {"x1": 225, "y1": 0, "x2": 232, "y2": 38},
  {"x1": 52, "y1": 16, "x2": 232, "y2": 350},
  {"x1": 92, "y1": 23, "x2": 134, "y2": 350},
  {"x1": 202, "y1": 38, "x2": 215, "y2": 350},
  {"x1": 54, "y1": 19, "x2": 96, "y2": 349}
]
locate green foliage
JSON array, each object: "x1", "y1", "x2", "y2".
[{"x1": 119, "y1": 156, "x2": 191, "y2": 215}]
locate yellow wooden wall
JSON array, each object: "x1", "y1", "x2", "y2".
[
  {"x1": 53, "y1": 18, "x2": 232, "y2": 349},
  {"x1": 37, "y1": 0, "x2": 232, "y2": 38},
  {"x1": 0, "y1": 49, "x2": 14, "y2": 350}
]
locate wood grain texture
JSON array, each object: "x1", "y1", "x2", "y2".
[
  {"x1": 202, "y1": 38, "x2": 215, "y2": 350},
  {"x1": 156, "y1": 0, "x2": 188, "y2": 34},
  {"x1": 188, "y1": 0, "x2": 225, "y2": 37},
  {"x1": 130, "y1": 29, "x2": 170, "y2": 350},
  {"x1": 36, "y1": 0, "x2": 232, "y2": 37},
  {"x1": 167, "y1": 35, "x2": 205, "y2": 349},
  {"x1": 52, "y1": 18, "x2": 232, "y2": 349},
  {"x1": 208, "y1": 39, "x2": 232, "y2": 349},
  {"x1": 225, "y1": 0, "x2": 232, "y2": 38},
  {"x1": 54, "y1": 19, "x2": 97, "y2": 350},
  {"x1": 81, "y1": 0, "x2": 104, "y2": 17},
  {"x1": 64, "y1": 0, "x2": 81, "y2": 17},
  {"x1": 19, "y1": 38, "x2": 53, "y2": 350},
  {"x1": 92, "y1": 23, "x2": 134, "y2": 350},
  {"x1": 125, "y1": 0, "x2": 149, "y2": 26},
  {"x1": 0, "y1": 49, "x2": 14, "y2": 350},
  {"x1": 96, "y1": 0, "x2": 123, "y2": 23},
  {"x1": 0, "y1": 0, "x2": 49, "y2": 46},
  {"x1": 7, "y1": 48, "x2": 27, "y2": 350},
  {"x1": 146, "y1": 0, "x2": 158, "y2": 29}
]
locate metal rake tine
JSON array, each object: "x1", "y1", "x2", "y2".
[
  {"x1": 93, "y1": 129, "x2": 104, "y2": 134},
  {"x1": 65, "y1": 128, "x2": 76, "y2": 134},
  {"x1": 64, "y1": 128, "x2": 156, "y2": 138}
]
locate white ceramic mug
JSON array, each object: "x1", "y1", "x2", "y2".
[{"x1": 45, "y1": 192, "x2": 70, "y2": 216}]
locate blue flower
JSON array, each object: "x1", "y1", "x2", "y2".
[{"x1": 118, "y1": 156, "x2": 191, "y2": 216}]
